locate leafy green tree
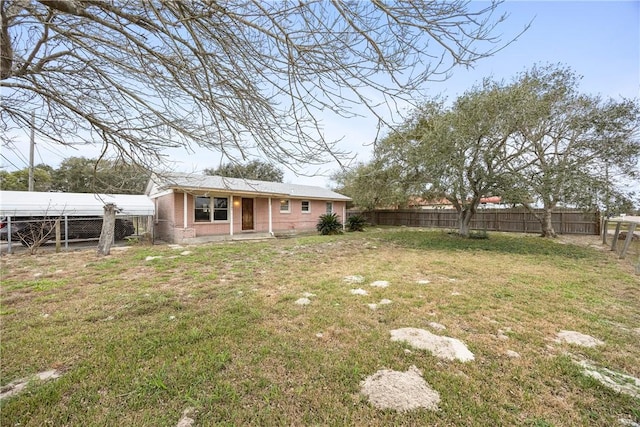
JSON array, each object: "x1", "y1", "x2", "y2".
[
  {"x1": 375, "y1": 85, "x2": 525, "y2": 237},
  {"x1": 370, "y1": 65, "x2": 639, "y2": 238},
  {"x1": 331, "y1": 161, "x2": 407, "y2": 210},
  {"x1": 204, "y1": 160, "x2": 284, "y2": 182},
  {"x1": 1, "y1": 157, "x2": 147, "y2": 193},
  {"x1": 51, "y1": 157, "x2": 96, "y2": 193},
  {"x1": 52, "y1": 157, "x2": 149, "y2": 194},
  {"x1": 0, "y1": 164, "x2": 53, "y2": 191},
  {"x1": 502, "y1": 65, "x2": 640, "y2": 237}
]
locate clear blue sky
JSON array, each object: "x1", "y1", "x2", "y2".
[
  {"x1": 437, "y1": 1, "x2": 638, "y2": 100},
  {"x1": 2, "y1": 1, "x2": 639, "y2": 187}
]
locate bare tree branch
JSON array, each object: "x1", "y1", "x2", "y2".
[{"x1": 1, "y1": 0, "x2": 523, "y2": 172}]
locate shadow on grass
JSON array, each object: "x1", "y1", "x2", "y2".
[{"x1": 378, "y1": 229, "x2": 598, "y2": 260}]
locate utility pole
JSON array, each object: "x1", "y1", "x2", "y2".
[{"x1": 28, "y1": 111, "x2": 35, "y2": 191}]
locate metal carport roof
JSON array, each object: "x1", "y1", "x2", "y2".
[{"x1": 0, "y1": 191, "x2": 155, "y2": 217}]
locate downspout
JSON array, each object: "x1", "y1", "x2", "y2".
[
  {"x1": 342, "y1": 202, "x2": 346, "y2": 231},
  {"x1": 268, "y1": 197, "x2": 273, "y2": 236},
  {"x1": 183, "y1": 192, "x2": 188, "y2": 229}
]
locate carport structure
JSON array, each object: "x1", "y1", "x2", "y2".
[{"x1": 0, "y1": 191, "x2": 155, "y2": 252}]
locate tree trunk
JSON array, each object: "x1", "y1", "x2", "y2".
[
  {"x1": 540, "y1": 208, "x2": 557, "y2": 238},
  {"x1": 457, "y1": 207, "x2": 474, "y2": 237},
  {"x1": 97, "y1": 203, "x2": 117, "y2": 256}
]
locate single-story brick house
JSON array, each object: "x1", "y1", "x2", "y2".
[{"x1": 146, "y1": 173, "x2": 351, "y2": 243}]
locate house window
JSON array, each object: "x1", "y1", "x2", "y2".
[
  {"x1": 301, "y1": 200, "x2": 310, "y2": 213},
  {"x1": 195, "y1": 196, "x2": 228, "y2": 222},
  {"x1": 326, "y1": 202, "x2": 333, "y2": 214},
  {"x1": 280, "y1": 199, "x2": 290, "y2": 213},
  {"x1": 195, "y1": 196, "x2": 210, "y2": 222},
  {"x1": 213, "y1": 197, "x2": 228, "y2": 221}
]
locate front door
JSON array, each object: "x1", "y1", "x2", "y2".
[{"x1": 242, "y1": 198, "x2": 254, "y2": 231}]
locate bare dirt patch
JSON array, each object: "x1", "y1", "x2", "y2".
[
  {"x1": 370, "y1": 280, "x2": 390, "y2": 288},
  {"x1": 555, "y1": 330, "x2": 604, "y2": 348},
  {"x1": 175, "y1": 407, "x2": 196, "y2": 427},
  {"x1": 360, "y1": 365, "x2": 440, "y2": 412},
  {"x1": 576, "y1": 360, "x2": 640, "y2": 399},
  {"x1": 390, "y1": 328, "x2": 474, "y2": 362},
  {"x1": 557, "y1": 233, "x2": 639, "y2": 273},
  {"x1": 0, "y1": 370, "x2": 61, "y2": 400}
]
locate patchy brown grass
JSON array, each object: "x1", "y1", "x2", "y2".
[{"x1": 1, "y1": 229, "x2": 638, "y2": 426}]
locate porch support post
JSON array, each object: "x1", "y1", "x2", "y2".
[
  {"x1": 183, "y1": 192, "x2": 188, "y2": 228},
  {"x1": 229, "y1": 195, "x2": 234, "y2": 237},
  {"x1": 343, "y1": 203, "x2": 346, "y2": 231},
  {"x1": 268, "y1": 197, "x2": 273, "y2": 235}
]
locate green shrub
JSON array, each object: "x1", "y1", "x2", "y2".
[
  {"x1": 316, "y1": 213, "x2": 343, "y2": 235},
  {"x1": 346, "y1": 214, "x2": 366, "y2": 232}
]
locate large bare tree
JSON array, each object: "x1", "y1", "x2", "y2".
[{"x1": 1, "y1": 0, "x2": 520, "y2": 171}]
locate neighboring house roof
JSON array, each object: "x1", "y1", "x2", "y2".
[
  {"x1": 146, "y1": 172, "x2": 351, "y2": 201},
  {"x1": 0, "y1": 191, "x2": 155, "y2": 217},
  {"x1": 479, "y1": 196, "x2": 502, "y2": 204}
]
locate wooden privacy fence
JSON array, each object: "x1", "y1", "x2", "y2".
[{"x1": 349, "y1": 208, "x2": 600, "y2": 235}]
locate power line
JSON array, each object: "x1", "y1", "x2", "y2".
[
  {"x1": 2, "y1": 142, "x2": 29, "y2": 169},
  {"x1": 0, "y1": 152, "x2": 24, "y2": 170},
  {"x1": 35, "y1": 143, "x2": 45, "y2": 165},
  {"x1": 37, "y1": 140, "x2": 74, "y2": 161}
]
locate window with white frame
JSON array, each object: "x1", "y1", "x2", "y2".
[
  {"x1": 195, "y1": 196, "x2": 228, "y2": 222},
  {"x1": 301, "y1": 200, "x2": 310, "y2": 213},
  {"x1": 195, "y1": 196, "x2": 210, "y2": 222},
  {"x1": 326, "y1": 202, "x2": 333, "y2": 214},
  {"x1": 212, "y1": 197, "x2": 229, "y2": 221},
  {"x1": 280, "y1": 199, "x2": 290, "y2": 213}
]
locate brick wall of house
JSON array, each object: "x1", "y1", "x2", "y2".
[{"x1": 154, "y1": 190, "x2": 347, "y2": 242}]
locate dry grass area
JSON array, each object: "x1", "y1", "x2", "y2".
[
  {"x1": 1, "y1": 228, "x2": 639, "y2": 426},
  {"x1": 559, "y1": 232, "x2": 639, "y2": 266}
]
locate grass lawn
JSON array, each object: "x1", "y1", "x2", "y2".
[{"x1": 1, "y1": 228, "x2": 639, "y2": 426}]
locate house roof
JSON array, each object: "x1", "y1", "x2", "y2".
[
  {"x1": 146, "y1": 172, "x2": 351, "y2": 201},
  {"x1": 0, "y1": 191, "x2": 155, "y2": 217}
]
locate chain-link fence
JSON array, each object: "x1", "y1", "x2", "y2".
[{"x1": 1, "y1": 215, "x2": 153, "y2": 252}]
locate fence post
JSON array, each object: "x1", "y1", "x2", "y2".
[
  {"x1": 6, "y1": 216, "x2": 13, "y2": 254},
  {"x1": 64, "y1": 216, "x2": 69, "y2": 250},
  {"x1": 55, "y1": 219, "x2": 61, "y2": 253},
  {"x1": 618, "y1": 222, "x2": 636, "y2": 259},
  {"x1": 611, "y1": 222, "x2": 622, "y2": 252}
]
